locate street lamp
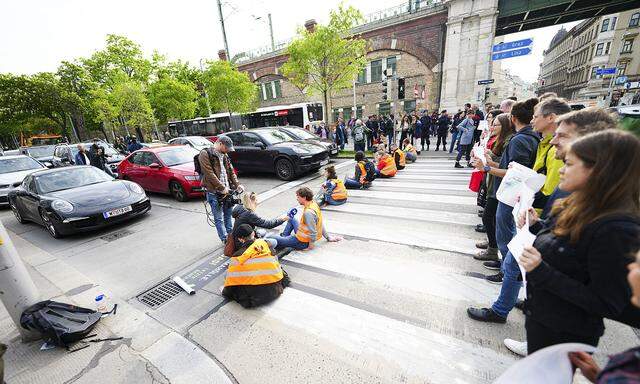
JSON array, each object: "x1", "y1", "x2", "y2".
[{"x1": 252, "y1": 13, "x2": 276, "y2": 52}]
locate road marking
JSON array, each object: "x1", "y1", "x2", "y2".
[
  {"x1": 371, "y1": 180, "x2": 471, "y2": 191},
  {"x1": 347, "y1": 189, "x2": 477, "y2": 206},
  {"x1": 393, "y1": 174, "x2": 470, "y2": 182},
  {"x1": 323, "y1": 202, "x2": 479, "y2": 226}
]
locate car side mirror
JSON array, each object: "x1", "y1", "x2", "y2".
[
  {"x1": 61, "y1": 157, "x2": 71, "y2": 164},
  {"x1": 149, "y1": 163, "x2": 161, "y2": 169},
  {"x1": 254, "y1": 142, "x2": 266, "y2": 149}
]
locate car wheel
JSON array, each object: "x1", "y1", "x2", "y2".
[
  {"x1": 275, "y1": 158, "x2": 295, "y2": 181},
  {"x1": 170, "y1": 181, "x2": 188, "y2": 202},
  {"x1": 10, "y1": 202, "x2": 26, "y2": 224},
  {"x1": 39, "y1": 208, "x2": 61, "y2": 239}
]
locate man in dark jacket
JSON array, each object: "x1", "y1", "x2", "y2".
[
  {"x1": 230, "y1": 202, "x2": 287, "y2": 252},
  {"x1": 436, "y1": 111, "x2": 450, "y2": 151},
  {"x1": 127, "y1": 137, "x2": 143, "y2": 153},
  {"x1": 419, "y1": 112, "x2": 431, "y2": 151}
]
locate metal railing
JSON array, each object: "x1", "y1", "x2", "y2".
[{"x1": 234, "y1": 0, "x2": 443, "y2": 64}]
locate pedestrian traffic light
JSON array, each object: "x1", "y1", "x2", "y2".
[
  {"x1": 398, "y1": 78, "x2": 405, "y2": 100},
  {"x1": 382, "y1": 69, "x2": 389, "y2": 101},
  {"x1": 484, "y1": 87, "x2": 490, "y2": 100}
]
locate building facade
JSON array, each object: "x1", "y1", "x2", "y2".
[{"x1": 538, "y1": 28, "x2": 573, "y2": 99}]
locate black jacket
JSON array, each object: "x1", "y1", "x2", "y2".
[
  {"x1": 437, "y1": 116, "x2": 450, "y2": 132},
  {"x1": 527, "y1": 213, "x2": 640, "y2": 338},
  {"x1": 231, "y1": 205, "x2": 286, "y2": 250}
]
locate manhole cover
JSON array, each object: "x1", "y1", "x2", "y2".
[
  {"x1": 137, "y1": 280, "x2": 183, "y2": 309},
  {"x1": 100, "y1": 229, "x2": 134, "y2": 242}
]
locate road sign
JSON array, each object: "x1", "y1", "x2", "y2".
[
  {"x1": 596, "y1": 67, "x2": 616, "y2": 75},
  {"x1": 492, "y1": 38, "x2": 533, "y2": 53},
  {"x1": 625, "y1": 81, "x2": 640, "y2": 90},
  {"x1": 615, "y1": 76, "x2": 628, "y2": 85},
  {"x1": 491, "y1": 47, "x2": 532, "y2": 61},
  {"x1": 478, "y1": 79, "x2": 495, "y2": 85}
]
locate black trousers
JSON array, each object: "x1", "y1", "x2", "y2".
[
  {"x1": 420, "y1": 135, "x2": 430, "y2": 150},
  {"x1": 436, "y1": 130, "x2": 447, "y2": 149},
  {"x1": 456, "y1": 144, "x2": 471, "y2": 162},
  {"x1": 399, "y1": 131, "x2": 407, "y2": 146},
  {"x1": 526, "y1": 317, "x2": 600, "y2": 355},
  {"x1": 482, "y1": 197, "x2": 498, "y2": 248}
]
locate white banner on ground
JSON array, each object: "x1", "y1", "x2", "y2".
[
  {"x1": 496, "y1": 162, "x2": 546, "y2": 207},
  {"x1": 494, "y1": 343, "x2": 597, "y2": 384}
]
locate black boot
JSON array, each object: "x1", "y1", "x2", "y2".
[{"x1": 454, "y1": 162, "x2": 463, "y2": 168}]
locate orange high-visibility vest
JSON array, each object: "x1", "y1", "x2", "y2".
[
  {"x1": 357, "y1": 162, "x2": 367, "y2": 184},
  {"x1": 330, "y1": 179, "x2": 347, "y2": 200},
  {"x1": 224, "y1": 239, "x2": 284, "y2": 287},
  {"x1": 380, "y1": 154, "x2": 397, "y2": 177},
  {"x1": 295, "y1": 201, "x2": 324, "y2": 242},
  {"x1": 394, "y1": 149, "x2": 406, "y2": 167},
  {"x1": 404, "y1": 144, "x2": 417, "y2": 156}
]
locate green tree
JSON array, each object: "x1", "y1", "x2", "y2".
[
  {"x1": 111, "y1": 81, "x2": 154, "y2": 140},
  {"x1": 149, "y1": 77, "x2": 197, "y2": 124},
  {"x1": 281, "y1": 4, "x2": 367, "y2": 123},
  {"x1": 202, "y1": 60, "x2": 257, "y2": 117},
  {"x1": 83, "y1": 34, "x2": 152, "y2": 88}
]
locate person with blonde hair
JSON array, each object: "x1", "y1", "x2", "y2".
[{"x1": 229, "y1": 191, "x2": 288, "y2": 253}]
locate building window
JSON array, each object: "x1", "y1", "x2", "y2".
[
  {"x1": 386, "y1": 56, "x2": 397, "y2": 77},
  {"x1": 595, "y1": 43, "x2": 604, "y2": 56},
  {"x1": 611, "y1": 16, "x2": 617, "y2": 30},
  {"x1": 590, "y1": 66, "x2": 600, "y2": 79},
  {"x1": 264, "y1": 82, "x2": 273, "y2": 100},
  {"x1": 605, "y1": 42, "x2": 611, "y2": 55},
  {"x1": 273, "y1": 80, "x2": 282, "y2": 99},
  {"x1": 621, "y1": 39, "x2": 634, "y2": 53},
  {"x1": 630, "y1": 13, "x2": 640, "y2": 27},
  {"x1": 357, "y1": 68, "x2": 366, "y2": 84},
  {"x1": 343, "y1": 108, "x2": 352, "y2": 121},
  {"x1": 618, "y1": 61, "x2": 628, "y2": 76},
  {"x1": 403, "y1": 100, "x2": 416, "y2": 113},
  {"x1": 378, "y1": 102, "x2": 391, "y2": 116},
  {"x1": 601, "y1": 18, "x2": 609, "y2": 32},
  {"x1": 370, "y1": 59, "x2": 382, "y2": 82}
]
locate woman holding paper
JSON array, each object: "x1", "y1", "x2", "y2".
[{"x1": 518, "y1": 130, "x2": 640, "y2": 354}]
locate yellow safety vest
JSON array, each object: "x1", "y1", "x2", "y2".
[
  {"x1": 394, "y1": 149, "x2": 406, "y2": 167},
  {"x1": 330, "y1": 179, "x2": 348, "y2": 200},
  {"x1": 224, "y1": 239, "x2": 284, "y2": 287},
  {"x1": 404, "y1": 144, "x2": 417, "y2": 155},
  {"x1": 295, "y1": 201, "x2": 324, "y2": 242},
  {"x1": 380, "y1": 154, "x2": 397, "y2": 176},
  {"x1": 357, "y1": 162, "x2": 367, "y2": 184}
]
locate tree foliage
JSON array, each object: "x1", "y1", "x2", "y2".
[
  {"x1": 282, "y1": 4, "x2": 368, "y2": 122},
  {"x1": 202, "y1": 60, "x2": 257, "y2": 116},
  {"x1": 149, "y1": 77, "x2": 197, "y2": 124}
]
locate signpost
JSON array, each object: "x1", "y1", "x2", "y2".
[
  {"x1": 596, "y1": 67, "x2": 616, "y2": 76},
  {"x1": 492, "y1": 38, "x2": 534, "y2": 52},
  {"x1": 478, "y1": 79, "x2": 495, "y2": 85},
  {"x1": 492, "y1": 47, "x2": 532, "y2": 61}
]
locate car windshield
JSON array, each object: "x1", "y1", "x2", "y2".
[
  {"x1": 189, "y1": 137, "x2": 212, "y2": 146},
  {"x1": 157, "y1": 147, "x2": 199, "y2": 166},
  {"x1": 26, "y1": 146, "x2": 55, "y2": 158},
  {"x1": 258, "y1": 130, "x2": 290, "y2": 145},
  {"x1": 0, "y1": 157, "x2": 44, "y2": 174},
  {"x1": 285, "y1": 128, "x2": 317, "y2": 140},
  {"x1": 36, "y1": 167, "x2": 113, "y2": 194}
]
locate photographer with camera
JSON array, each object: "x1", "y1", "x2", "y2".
[{"x1": 198, "y1": 136, "x2": 244, "y2": 243}]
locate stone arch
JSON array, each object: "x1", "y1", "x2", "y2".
[{"x1": 367, "y1": 36, "x2": 440, "y2": 71}]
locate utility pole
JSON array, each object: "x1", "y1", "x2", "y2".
[
  {"x1": 216, "y1": 0, "x2": 230, "y2": 61},
  {"x1": 0, "y1": 220, "x2": 40, "y2": 341},
  {"x1": 268, "y1": 13, "x2": 275, "y2": 51},
  {"x1": 199, "y1": 58, "x2": 213, "y2": 116}
]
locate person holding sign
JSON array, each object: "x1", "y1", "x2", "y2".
[{"x1": 519, "y1": 130, "x2": 640, "y2": 354}]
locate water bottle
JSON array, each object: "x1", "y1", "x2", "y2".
[{"x1": 95, "y1": 294, "x2": 108, "y2": 313}]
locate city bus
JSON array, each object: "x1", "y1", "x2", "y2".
[
  {"x1": 241, "y1": 102, "x2": 323, "y2": 129},
  {"x1": 167, "y1": 112, "x2": 242, "y2": 137}
]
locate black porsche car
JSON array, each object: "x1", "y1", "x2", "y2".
[
  {"x1": 8, "y1": 166, "x2": 150, "y2": 238},
  {"x1": 276, "y1": 126, "x2": 339, "y2": 157},
  {"x1": 220, "y1": 128, "x2": 329, "y2": 180}
]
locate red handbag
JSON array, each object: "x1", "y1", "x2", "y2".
[{"x1": 468, "y1": 170, "x2": 484, "y2": 192}]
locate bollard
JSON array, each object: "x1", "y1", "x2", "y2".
[{"x1": 0, "y1": 219, "x2": 40, "y2": 341}]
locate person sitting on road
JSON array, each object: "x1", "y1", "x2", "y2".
[
  {"x1": 344, "y1": 151, "x2": 373, "y2": 190},
  {"x1": 229, "y1": 192, "x2": 289, "y2": 255},
  {"x1": 402, "y1": 138, "x2": 418, "y2": 163},
  {"x1": 267, "y1": 187, "x2": 342, "y2": 251},
  {"x1": 316, "y1": 165, "x2": 347, "y2": 207},
  {"x1": 390, "y1": 143, "x2": 406, "y2": 170},
  {"x1": 222, "y1": 224, "x2": 289, "y2": 308},
  {"x1": 375, "y1": 150, "x2": 397, "y2": 178}
]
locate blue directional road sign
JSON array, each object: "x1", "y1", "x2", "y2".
[
  {"x1": 492, "y1": 38, "x2": 533, "y2": 52},
  {"x1": 596, "y1": 67, "x2": 616, "y2": 76},
  {"x1": 492, "y1": 47, "x2": 532, "y2": 61},
  {"x1": 616, "y1": 76, "x2": 628, "y2": 85}
]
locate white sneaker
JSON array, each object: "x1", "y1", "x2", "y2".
[{"x1": 504, "y1": 339, "x2": 528, "y2": 357}]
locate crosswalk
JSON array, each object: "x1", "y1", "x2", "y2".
[{"x1": 188, "y1": 152, "x2": 638, "y2": 384}]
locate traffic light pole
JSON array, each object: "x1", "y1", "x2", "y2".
[{"x1": 0, "y1": 220, "x2": 40, "y2": 341}]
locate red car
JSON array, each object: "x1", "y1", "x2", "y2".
[
  {"x1": 205, "y1": 136, "x2": 218, "y2": 143},
  {"x1": 117, "y1": 145, "x2": 203, "y2": 201}
]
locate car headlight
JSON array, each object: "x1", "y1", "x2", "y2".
[
  {"x1": 126, "y1": 182, "x2": 145, "y2": 194},
  {"x1": 184, "y1": 175, "x2": 200, "y2": 181},
  {"x1": 292, "y1": 146, "x2": 309, "y2": 154},
  {"x1": 52, "y1": 200, "x2": 74, "y2": 213}
]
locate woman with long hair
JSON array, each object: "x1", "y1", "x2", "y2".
[
  {"x1": 519, "y1": 129, "x2": 640, "y2": 354},
  {"x1": 398, "y1": 114, "x2": 411, "y2": 145},
  {"x1": 317, "y1": 165, "x2": 348, "y2": 206}
]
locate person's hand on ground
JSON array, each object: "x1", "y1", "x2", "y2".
[
  {"x1": 303, "y1": 243, "x2": 315, "y2": 251},
  {"x1": 279, "y1": 215, "x2": 290, "y2": 222},
  {"x1": 328, "y1": 235, "x2": 343, "y2": 242},
  {"x1": 520, "y1": 246, "x2": 542, "y2": 272},
  {"x1": 568, "y1": 352, "x2": 600, "y2": 383}
]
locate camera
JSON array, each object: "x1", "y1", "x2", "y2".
[{"x1": 216, "y1": 189, "x2": 241, "y2": 208}]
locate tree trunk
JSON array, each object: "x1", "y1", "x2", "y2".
[
  {"x1": 322, "y1": 90, "x2": 330, "y2": 124},
  {"x1": 99, "y1": 122, "x2": 110, "y2": 143}
]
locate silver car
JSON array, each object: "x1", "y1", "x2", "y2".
[
  {"x1": 0, "y1": 155, "x2": 46, "y2": 207},
  {"x1": 168, "y1": 136, "x2": 213, "y2": 152}
]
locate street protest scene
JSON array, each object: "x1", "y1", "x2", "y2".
[{"x1": 1, "y1": 0, "x2": 640, "y2": 383}]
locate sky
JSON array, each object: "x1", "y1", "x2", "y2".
[{"x1": 0, "y1": 0, "x2": 579, "y2": 83}]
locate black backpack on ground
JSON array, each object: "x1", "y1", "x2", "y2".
[
  {"x1": 364, "y1": 160, "x2": 377, "y2": 182},
  {"x1": 20, "y1": 301, "x2": 102, "y2": 347}
]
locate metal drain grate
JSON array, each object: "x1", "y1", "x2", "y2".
[
  {"x1": 100, "y1": 229, "x2": 134, "y2": 242},
  {"x1": 137, "y1": 280, "x2": 183, "y2": 309}
]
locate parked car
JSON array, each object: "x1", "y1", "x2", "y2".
[
  {"x1": 220, "y1": 128, "x2": 329, "y2": 181},
  {"x1": 3, "y1": 150, "x2": 19, "y2": 156},
  {"x1": 204, "y1": 136, "x2": 219, "y2": 143},
  {"x1": 52, "y1": 141, "x2": 126, "y2": 175},
  {"x1": 0, "y1": 155, "x2": 47, "y2": 207},
  {"x1": 168, "y1": 136, "x2": 213, "y2": 151},
  {"x1": 140, "y1": 141, "x2": 168, "y2": 149},
  {"x1": 19, "y1": 145, "x2": 56, "y2": 168},
  {"x1": 276, "y1": 126, "x2": 338, "y2": 156},
  {"x1": 118, "y1": 145, "x2": 203, "y2": 201},
  {"x1": 8, "y1": 166, "x2": 150, "y2": 238}
]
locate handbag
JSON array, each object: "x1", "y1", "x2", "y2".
[
  {"x1": 468, "y1": 170, "x2": 484, "y2": 192},
  {"x1": 224, "y1": 233, "x2": 235, "y2": 257}
]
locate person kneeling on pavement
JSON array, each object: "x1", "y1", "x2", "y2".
[
  {"x1": 344, "y1": 151, "x2": 375, "y2": 189},
  {"x1": 375, "y1": 150, "x2": 397, "y2": 178},
  {"x1": 228, "y1": 192, "x2": 289, "y2": 255},
  {"x1": 390, "y1": 143, "x2": 406, "y2": 170},
  {"x1": 316, "y1": 165, "x2": 347, "y2": 206},
  {"x1": 268, "y1": 187, "x2": 342, "y2": 251},
  {"x1": 402, "y1": 138, "x2": 418, "y2": 163},
  {"x1": 222, "y1": 224, "x2": 289, "y2": 308}
]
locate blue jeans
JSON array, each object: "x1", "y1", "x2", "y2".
[
  {"x1": 405, "y1": 152, "x2": 417, "y2": 163},
  {"x1": 206, "y1": 192, "x2": 233, "y2": 242},
  {"x1": 268, "y1": 217, "x2": 309, "y2": 250},
  {"x1": 449, "y1": 130, "x2": 460, "y2": 153},
  {"x1": 490, "y1": 202, "x2": 522, "y2": 318},
  {"x1": 354, "y1": 142, "x2": 365, "y2": 152},
  {"x1": 344, "y1": 177, "x2": 368, "y2": 189}
]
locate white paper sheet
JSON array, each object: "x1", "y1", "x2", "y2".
[
  {"x1": 497, "y1": 162, "x2": 546, "y2": 207},
  {"x1": 472, "y1": 145, "x2": 487, "y2": 166},
  {"x1": 494, "y1": 343, "x2": 597, "y2": 384}
]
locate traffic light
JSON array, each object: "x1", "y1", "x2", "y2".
[
  {"x1": 398, "y1": 78, "x2": 405, "y2": 100},
  {"x1": 484, "y1": 87, "x2": 490, "y2": 100},
  {"x1": 382, "y1": 69, "x2": 389, "y2": 101}
]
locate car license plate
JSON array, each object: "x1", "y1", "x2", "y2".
[
  {"x1": 330, "y1": 149, "x2": 338, "y2": 155},
  {"x1": 320, "y1": 159, "x2": 329, "y2": 166},
  {"x1": 103, "y1": 206, "x2": 132, "y2": 218}
]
